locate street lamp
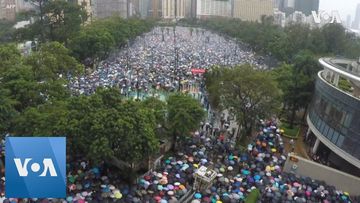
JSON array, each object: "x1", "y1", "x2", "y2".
[
  {"x1": 174, "y1": 45, "x2": 181, "y2": 92},
  {"x1": 132, "y1": 67, "x2": 142, "y2": 100},
  {"x1": 161, "y1": 27, "x2": 165, "y2": 41}
]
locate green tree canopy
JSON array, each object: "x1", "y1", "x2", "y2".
[
  {"x1": 206, "y1": 65, "x2": 281, "y2": 136},
  {"x1": 22, "y1": 0, "x2": 86, "y2": 43},
  {"x1": 167, "y1": 93, "x2": 205, "y2": 150},
  {"x1": 25, "y1": 41, "x2": 84, "y2": 80},
  {"x1": 68, "y1": 26, "x2": 115, "y2": 65}
]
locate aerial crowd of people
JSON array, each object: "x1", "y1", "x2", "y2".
[
  {"x1": 0, "y1": 27, "x2": 359, "y2": 203},
  {"x1": 69, "y1": 26, "x2": 267, "y2": 98}
]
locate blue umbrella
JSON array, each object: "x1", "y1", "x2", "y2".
[
  {"x1": 242, "y1": 170, "x2": 250, "y2": 175},
  {"x1": 254, "y1": 175, "x2": 261, "y2": 181},
  {"x1": 194, "y1": 193, "x2": 202, "y2": 199},
  {"x1": 211, "y1": 186, "x2": 217, "y2": 192}
]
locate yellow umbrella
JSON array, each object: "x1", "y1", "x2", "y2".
[{"x1": 114, "y1": 191, "x2": 122, "y2": 199}]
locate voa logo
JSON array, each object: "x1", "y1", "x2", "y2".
[
  {"x1": 312, "y1": 10, "x2": 342, "y2": 24},
  {"x1": 14, "y1": 158, "x2": 58, "y2": 177},
  {"x1": 6, "y1": 137, "x2": 66, "y2": 198}
]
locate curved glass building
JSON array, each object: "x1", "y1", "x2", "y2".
[{"x1": 306, "y1": 57, "x2": 360, "y2": 177}]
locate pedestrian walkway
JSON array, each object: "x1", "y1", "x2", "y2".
[{"x1": 283, "y1": 126, "x2": 310, "y2": 159}]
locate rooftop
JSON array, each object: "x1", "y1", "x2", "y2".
[{"x1": 319, "y1": 57, "x2": 360, "y2": 99}]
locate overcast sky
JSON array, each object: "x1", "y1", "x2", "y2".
[{"x1": 319, "y1": 0, "x2": 360, "y2": 21}]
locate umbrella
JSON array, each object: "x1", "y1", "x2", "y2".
[
  {"x1": 66, "y1": 196, "x2": 73, "y2": 202},
  {"x1": 242, "y1": 170, "x2": 250, "y2": 175},
  {"x1": 114, "y1": 191, "x2": 122, "y2": 199},
  {"x1": 194, "y1": 193, "x2": 202, "y2": 199},
  {"x1": 167, "y1": 185, "x2": 174, "y2": 190}
]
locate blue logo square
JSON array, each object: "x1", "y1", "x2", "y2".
[{"x1": 5, "y1": 137, "x2": 66, "y2": 198}]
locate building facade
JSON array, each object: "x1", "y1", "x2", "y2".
[
  {"x1": 274, "y1": 8, "x2": 286, "y2": 27},
  {"x1": 162, "y1": 0, "x2": 185, "y2": 19},
  {"x1": 196, "y1": 0, "x2": 231, "y2": 18},
  {"x1": 232, "y1": 0, "x2": 274, "y2": 22},
  {"x1": 15, "y1": 0, "x2": 35, "y2": 13},
  {"x1": 294, "y1": 0, "x2": 319, "y2": 16},
  {"x1": 0, "y1": 0, "x2": 16, "y2": 21},
  {"x1": 75, "y1": 0, "x2": 92, "y2": 21},
  {"x1": 149, "y1": 0, "x2": 161, "y2": 18},
  {"x1": 352, "y1": 4, "x2": 360, "y2": 30},
  {"x1": 306, "y1": 57, "x2": 360, "y2": 177},
  {"x1": 92, "y1": 0, "x2": 127, "y2": 19}
]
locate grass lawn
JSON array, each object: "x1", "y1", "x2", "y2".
[{"x1": 280, "y1": 122, "x2": 300, "y2": 139}]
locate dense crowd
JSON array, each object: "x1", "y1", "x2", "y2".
[
  {"x1": 1, "y1": 115, "x2": 358, "y2": 203},
  {"x1": 69, "y1": 26, "x2": 267, "y2": 97},
  {"x1": 1, "y1": 27, "x2": 359, "y2": 203}
]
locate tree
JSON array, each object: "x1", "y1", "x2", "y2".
[
  {"x1": 0, "y1": 89, "x2": 18, "y2": 137},
  {"x1": 0, "y1": 65, "x2": 44, "y2": 112},
  {"x1": 25, "y1": 41, "x2": 84, "y2": 81},
  {"x1": 321, "y1": 23, "x2": 346, "y2": 55},
  {"x1": 142, "y1": 97, "x2": 167, "y2": 130},
  {"x1": 0, "y1": 44, "x2": 22, "y2": 73},
  {"x1": 272, "y1": 51, "x2": 320, "y2": 127},
  {"x1": 167, "y1": 93, "x2": 205, "y2": 150},
  {"x1": 0, "y1": 20, "x2": 16, "y2": 42},
  {"x1": 42, "y1": 0, "x2": 87, "y2": 43},
  {"x1": 206, "y1": 65, "x2": 281, "y2": 137},
  {"x1": 64, "y1": 88, "x2": 159, "y2": 182},
  {"x1": 68, "y1": 26, "x2": 115, "y2": 66},
  {"x1": 204, "y1": 66, "x2": 224, "y2": 110},
  {"x1": 23, "y1": 0, "x2": 86, "y2": 43},
  {"x1": 12, "y1": 100, "x2": 68, "y2": 136}
]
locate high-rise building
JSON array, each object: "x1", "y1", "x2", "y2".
[
  {"x1": 184, "y1": 0, "x2": 196, "y2": 18},
  {"x1": 352, "y1": 4, "x2": 360, "y2": 30},
  {"x1": 274, "y1": 8, "x2": 286, "y2": 27},
  {"x1": 73, "y1": 0, "x2": 92, "y2": 21},
  {"x1": 15, "y1": 0, "x2": 35, "y2": 13},
  {"x1": 0, "y1": 0, "x2": 16, "y2": 21},
  {"x1": 196, "y1": 0, "x2": 231, "y2": 18},
  {"x1": 346, "y1": 15, "x2": 352, "y2": 29},
  {"x1": 289, "y1": 10, "x2": 306, "y2": 24},
  {"x1": 162, "y1": 0, "x2": 185, "y2": 19},
  {"x1": 149, "y1": 0, "x2": 162, "y2": 18},
  {"x1": 274, "y1": 0, "x2": 284, "y2": 11},
  {"x1": 294, "y1": 0, "x2": 319, "y2": 16},
  {"x1": 91, "y1": 0, "x2": 127, "y2": 19},
  {"x1": 232, "y1": 0, "x2": 274, "y2": 22},
  {"x1": 139, "y1": 0, "x2": 149, "y2": 18}
]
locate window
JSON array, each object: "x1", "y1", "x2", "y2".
[
  {"x1": 327, "y1": 127, "x2": 333, "y2": 140},
  {"x1": 336, "y1": 133, "x2": 344, "y2": 147},
  {"x1": 331, "y1": 130, "x2": 339, "y2": 144}
]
